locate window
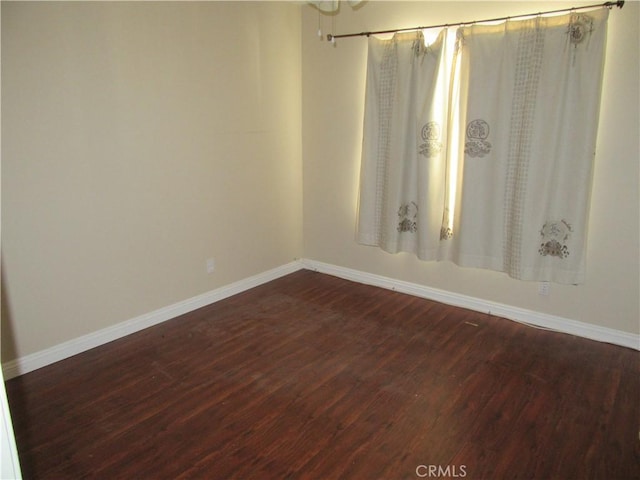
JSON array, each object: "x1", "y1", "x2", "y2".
[{"x1": 357, "y1": 9, "x2": 609, "y2": 284}]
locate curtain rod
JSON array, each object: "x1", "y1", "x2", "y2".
[{"x1": 326, "y1": 0, "x2": 624, "y2": 41}]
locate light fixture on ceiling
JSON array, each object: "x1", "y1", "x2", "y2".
[
  {"x1": 308, "y1": 1, "x2": 363, "y2": 14},
  {"x1": 308, "y1": 0, "x2": 363, "y2": 43}
]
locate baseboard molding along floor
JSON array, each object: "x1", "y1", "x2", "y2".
[{"x1": 3, "y1": 259, "x2": 638, "y2": 379}]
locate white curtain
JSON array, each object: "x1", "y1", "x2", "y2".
[
  {"x1": 357, "y1": 30, "x2": 452, "y2": 260},
  {"x1": 449, "y1": 9, "x2": 609, "y2": 284},
  {"x1": 357, "y1": 9, "x2": 609, "y2": 284}
]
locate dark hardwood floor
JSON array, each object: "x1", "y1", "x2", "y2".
[{"x1": 5, "y1": 269, "x2": 640, "y2": 479}]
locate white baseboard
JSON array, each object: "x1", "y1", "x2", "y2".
[
  {"x1": 4, "y1": 258, "x2": 637, "y2": 379},
  {"x1": 2, "y1": 261, "x2": 303, "y2": 379},
  {"x1": 298, "y1": 258, "x2": 640, "y2": 351}
]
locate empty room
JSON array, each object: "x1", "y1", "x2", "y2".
[{"x1": 1, "y1": 1, "x2": 638, "y2": 479}]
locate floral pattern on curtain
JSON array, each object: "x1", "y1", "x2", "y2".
[{"x1": 357, "y1": 8, "x2": 609, "y2": 284}]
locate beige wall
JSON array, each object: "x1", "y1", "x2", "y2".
[
  {"x1": 302, "y1": 1, "x2": 639, "y2": 334},
  {"x1": 2, "y1": 1, "x2": 638, "y2": 366},
  {"x1": 1, "y1": 1, "x2": 302, "y2": 361}
]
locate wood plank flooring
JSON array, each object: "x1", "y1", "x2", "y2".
[{"x1": 5, "y1": 270, "x2": 640, "y2": 479}]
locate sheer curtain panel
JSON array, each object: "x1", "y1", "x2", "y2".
[
  {"x1": 357, "y1": 30, "x2": 452, "y2": 260},
  {"x1": 449, "y1": 9, "x2": 609, "y2": 284}
]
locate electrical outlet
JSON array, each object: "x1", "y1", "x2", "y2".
[
  {"x1": 538, "y1": 281, "x2": 550, "y2": 296},
  {"x1": 206, "y1": 258, "x2": 215, "y2": 274}
]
